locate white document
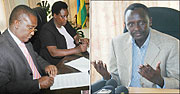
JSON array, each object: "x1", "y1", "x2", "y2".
[
  {"x1": 65, "y1": 57, "x2": 90, "y2": 73},
  {"x1": 50, "y1": 72, "x2": 90, "y2": 90}
]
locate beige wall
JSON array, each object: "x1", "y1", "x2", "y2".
[
  {"x1": 64, "y1": 0, "x2": 77, "y2": 24},
  {"x1": 0, "y1": 0, "x2": 40, "y2": 32},
  {"x1": 0, "y1": 0, "x2": 80, "y2": 32}
]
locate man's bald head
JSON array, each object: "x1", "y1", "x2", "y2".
[{"x1": 9, "y1": 5, "x2": 37, "y2": 25}]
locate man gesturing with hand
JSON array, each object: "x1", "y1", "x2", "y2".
[{"x1": 92, "y1": 3, "x2": 179, "y2": 89}]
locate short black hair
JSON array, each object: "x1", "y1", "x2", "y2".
[
  {"x1": 9, "y1": 5, "x2": 37, "y2": 25},
  {"x1": 36, "y1": 2, "x2": 42, "y2": 7},
  {"x1": 52, "y1": 1, "x2": 68, "y2": 16},
  {"x1": 124, "y1": 3, "x2": 150, "y2": 18}
]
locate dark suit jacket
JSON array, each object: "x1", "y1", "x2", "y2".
[{"x1": 0, "y1": 30, "x2": 50, "y2": 94}]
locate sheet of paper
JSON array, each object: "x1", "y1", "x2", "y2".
[
  {"x1": 65, "y1": 57, "x2": 90, "y2": 72},
  {"x1": 50, "y1": 72, "x2": 90, "y2": 90}
]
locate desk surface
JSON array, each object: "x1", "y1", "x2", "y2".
[
  {"x1": 42, "y1": 52, "x2": 89, "y2": 94},
  {"x1": 128, "y1": 87, "x2": 180, "y2": 93}
]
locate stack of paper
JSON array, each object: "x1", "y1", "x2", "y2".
[
  {"x1": 50, "y1": 57, "x2": 90, "y2": 90},
  {"x1": 65, "y1": 57, "x2": 90, "y2": 73},
  {"x1": 50, "y1": 72, "x2": 90, "y2": 90}
]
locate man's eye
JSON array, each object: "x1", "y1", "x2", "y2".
[
  {"x1": 61, "y1": 15, "x2": 66, "y2": 18},
  {"x1": 139, "y1": 21, "x2": 146, "y2": 25},
  {"x1": 28, "y1": 27, "x2": 34, "y2": 31},
  {"x1": 128, "y1": 23, "x2": 134, "y2": 27}
]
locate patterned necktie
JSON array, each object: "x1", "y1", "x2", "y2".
[{"x1": 19, "y1": 42, "x2": 41, "y2": 79}]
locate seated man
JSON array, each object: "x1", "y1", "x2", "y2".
[
  {"x1": 92, "y1": 3, "x2": 179, "y2": 89},
  {"x1": 39, "y1": 1, "x2": 88, "y2": 65},
  {"x1": 0, "y1": 5, "x2": 57, "y2": 93}
]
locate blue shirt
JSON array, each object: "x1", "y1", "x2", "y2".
[
  {"x1": 108, "y1": 30, "x2": 165, "y2": 88},
  {"x1": 129, "y1": 32, "x2": 150, "y2": 87}
]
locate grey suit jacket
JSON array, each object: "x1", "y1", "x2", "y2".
[
  {"x1": 109, "y1": 28, "x2": 179, "y2": 89},
  {"x1": 0, "y1": 30, "x2": 50, "y2": 93}
]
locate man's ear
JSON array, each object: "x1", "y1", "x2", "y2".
[
  {"x1": 123, "y1": 22, "x2": 126, "y2": 27},
  {"x1": 14, "y1": 20, "x2": 20, "y2": 29},
  {"x1": 54, "y1": 13, "x2": 57, "y2": 19},
  {"x1": 149, "y1": 17, "x2": 152, "y2": 27}
]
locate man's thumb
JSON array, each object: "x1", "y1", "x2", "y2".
[{"x1": 156, "y1": 61, "x2": 161, "y2": 72}]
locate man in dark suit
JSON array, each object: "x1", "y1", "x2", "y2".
[{"x1": 0, "y1": 5, "x2": 58, "y2": 94}]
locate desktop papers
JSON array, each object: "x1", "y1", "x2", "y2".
[
  {"x1": 50, "y1": 57, "x2": 90, "y2": 90},
  {"x1": 65, "y1": 57, "x2": 90, "y2": 73},
  {"x1": 50, "y1": 72, "x2": 90, "y2": 90}
]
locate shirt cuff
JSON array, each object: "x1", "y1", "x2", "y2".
[
  {"x1": 156, "y1": 80, "x2": 165, "y2": 88},
  {"x1": 39, "y1": 83, "x2": 41, "y2": 89},
  {"x1": 102, "y1": 75, "x2": 112, "y2": 80}
]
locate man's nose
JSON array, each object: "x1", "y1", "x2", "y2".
[
  {"x1": 64, "y1": 16, "x2": 68, "y2": 21},
  {"x1": 65, "y1": 17, "x2": 67, "y2": 21},
  {"x1": 31, "y1": 31, "x2": 34, "y2": 36},
  {"x1": 134, "y1": 23, "x2": 141, "y2": 31}
]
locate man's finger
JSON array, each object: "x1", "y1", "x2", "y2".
[
  {"x1": 91, "y1": 61, "x2": 97, "y2": 68},
  {"x1": 139, "y1": 69, "x2": 149, "y2": 79},
  {"x1": 156, "y1": 61, "x2": 161, "y2": 71},
  {"x1": 104, "y1": 64, "x2": 107, "y2": 70},
  {"x1": 139, "y1": 64, "x2": 144, "y2": 69},
  {"x1": 139, "y1": 67, "x2": 147, "y2": 76},
  {"x1": 55, "y1": 67, "x2": 58, "y2": 75},
  {"x1": 98, "y1": 60, "x2": 103, "y2": 69}
]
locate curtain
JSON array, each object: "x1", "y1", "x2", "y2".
[
  {"x1": 0, "y1": 0, "x2": 39, "y2": 33},
  {"x1": 28, "y1": 0, "x2": 40, "y2": 8},
  {"x1": 0, "y1": 0, "x2": 6, "y2": 32},
  {"x1": 90, "y1": 0, "x2": 179, "y2": 83},
  {"x1": 63, "y1": 0, "x2": 77, "y2": 25}
]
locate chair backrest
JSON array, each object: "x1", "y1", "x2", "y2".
[
  {"x1": 149, "y1": 7, "x2": 179, "y2": 39},
  {"x1": 33, "y1": 7, "x2": 47, "y2": 31},
  {"x1": 29, "y1": 7, "x2": 47, "y2": 54},
  {"x1": 124, "y1": 7, "x2": 180, "y2": 40}
]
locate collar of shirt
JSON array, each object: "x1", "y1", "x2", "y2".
[
  {"x1": 131, "y1": 31, "x2": 151, "y2": 49},
  {"x1": 56, "y1": 26, "x2": 76, "y2": 49},
  {"x1": 8, "y1": 28, "x2": 23, "y2": 45},
  {"x1": 129, "y1": 30, "x2": 151, "y2": 87}
]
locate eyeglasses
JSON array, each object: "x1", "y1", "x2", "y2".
[
  {"x1": 60, "y1": 15, "x2": 68, "y2": 19},
  {"x1": 27, "y1": 26, "x2": 38, "y2": 33},
  {"x1": 17, "y1": 19, "x2": 38, "y2": 33}
]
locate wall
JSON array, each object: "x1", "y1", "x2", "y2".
[{"x1": 0, "y1": 0, "x2": 40, "y2": 32}]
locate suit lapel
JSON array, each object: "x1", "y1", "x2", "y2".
[
  {"x1": 144, "y1": 29, "x2": 160, "y2": 66},
  {"x1": 3, "y1": 30, "x2": 32, "y2": 72},
  {"x1": 140, "y1": 29, "x2": 161, "y2": 87},
  {"x1": 123, "y1": 34, "x2": 133, "y2": 85}
]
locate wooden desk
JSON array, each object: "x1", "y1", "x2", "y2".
[
  {"x1": 128, "y1": 87, "x2": 180, "y2": 93},
  {"x1": 42, "y1": 52, "x2": 89, "y2": 94},
  {"x1": 56, "y1": 51, "x2": 89, "y2": 74}
]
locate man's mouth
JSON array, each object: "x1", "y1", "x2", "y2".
[
  {"x1": 28, "y1": 36, "x2": 32, "y2": 39},
  {"x1": 135, "y1": 32, "x2": 142, "y2": 37}
]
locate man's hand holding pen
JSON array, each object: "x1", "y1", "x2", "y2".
[{"x1": 38, "y1": 65, "x2": 58, "y2": 89}]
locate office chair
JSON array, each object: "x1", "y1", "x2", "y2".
[
  {"x1": 124, "y1": 7, "x2": 180, "y2": 40},
  {"x1": 29, "y1": 7, "x2": 47, "y2": 54}
]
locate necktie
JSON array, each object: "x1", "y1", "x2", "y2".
[{"x1": 19, "y1": 42, "x2": 41, "y2": 79}]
